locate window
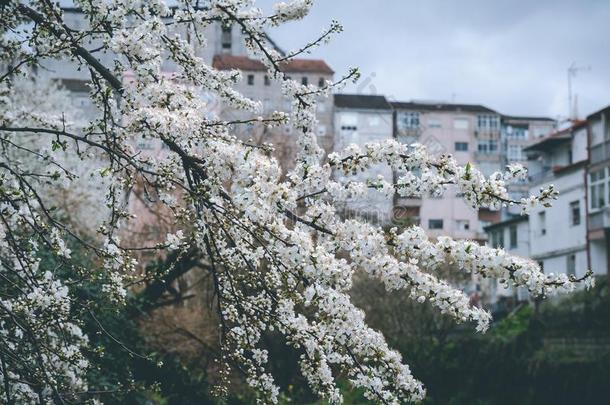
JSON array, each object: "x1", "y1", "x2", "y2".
[
  {"x1": 398, "y1": 111, "x2": 420, "y2": 130},
  {"x1": 477, "y1": 114, "x2": 500, "y2": 130},
  {"x1": 504, "y1": 125, "x2": 528, "y2": 140},
  {"x1": 340, "y1": 113, "x2": 358, "y2": 133},
  {"x1": 507, "y1": 145, "x2": 523, "y2": 161},
  {"x1": 137, "y1": 140, "x2": 153, "y2": 150},
  {"x1": 264, "y1": 75, "x2": 271, "y2": 86},
  {"x1": 477, "y1": 139, "x2": 498, "y2": 154},
  {"x1": 589, "y1": 168, "x2": 606, "y2": 210},
  {"x1": 340, "y1": 125, "x2": 357, "y2": 132},
  {"x1": 567, "y1": 254, "x2": 576, "y2": 276},
  {"x1": 453, "y1": 118, "x2": 469, "y2": 130},
  {"x1": 455, "y1": 142, "x2": 468, "y2": 152},
  {"x1": 340, "y1": 113, "x2": 358, "y2": 126},
  {"x1": 533, "y1": 127, "x2": 551, "y2": 138},
  {"x1": 247, "y1": 74, "x2": 254, "y2": 85},
  {"x1": 316, "y1": 125, "x2": 327, "y2": 137},
  {"x1": 318, "y1": 77, "x2": 325, "y2": 87},
  {"x1": 509, "y1": 225, "x2": 517, "y2": 248},
  {"x1": 456, "y1": 219, "x2": 470, "y2": 231},
  {"x1": 428, "y1": 219, "x2": 443, "y2": 229},
  {"x1": 428, "y1": 119, "x2": 442, "y2": 128},
  {"x1": 479, "y1": 220, "x2": 491, "y2": 233},
  {"x1": 301, "y1": 76, "x2": 308, "y2": 86},
  {"x1": 538, "y1": 211, "x2": 546, "y2": 236},
  {"x1": 570, "y1": 200, "x2": 581, "y2": 226},
  {"x1": 490, "y1": 229, "x2": 504, "y2": 248},
  {"x1": 221, "y1": 25, "x2": 232, "y2": 51},
  {"x1": 514, "y1": 127, "x2": 528, "y2": 139}
]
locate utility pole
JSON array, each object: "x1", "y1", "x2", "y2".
[{"x1": 567, "y1": 62, "x2": 591, "y2": 120}]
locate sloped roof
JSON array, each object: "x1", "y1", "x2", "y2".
[
  {"x1": 587, "y1": 104, "x2": 610, "y2": 120},
  {"x1": 212, "y1": 55, "x2": 334, "y2": 74},
  {"x1": 502, "y1": 115, "x2": 555, "y2": 122},
  {"x1": 483, "y1": 215, "x2": 528, "y2": 231},
  {"x1": 58, "y1": 78, "x2": 90, "y2": 93},
  {"x1": 334, "y1": 94, "x2": 392, "y2": 110},
  {"x1": 523, "y1": 120, "x2": 587, "y2": 152}
]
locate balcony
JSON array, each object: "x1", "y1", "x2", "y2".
[
  {"x1": 590, "y1": 141, "x2": 610, "y2": 164},
  {"x1": 474, "y1": 128, "x2": 501, "y2": 138},
  {"x1": 392, "y1": 205, "x2": 420, "y2": 227},
  {"x1": 474, "y1": 152, "x2": 501, "y2": 162},
  {"x1": 394, "y1": 196, "x2": 422, "y2": 207},
  {"x1": 396, "y1": 127, "x2": 422, "y2": 138},
  {"x1": 588, "y1": 209, "x2": 610, "y2": 231},
  {"x1": 527, "y1": 167, "x2": 553, "y2": 185}
]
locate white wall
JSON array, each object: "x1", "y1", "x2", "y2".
[
  {"x1": 529, "y1": 169, "x2": 587, "y2": 276},
  {"x1": 590, "y1": 239, "x2": 608, "y2": 276},
  {"x1": 334, "y1": 109, "x2": 394, "y2": 223},
  {"x1": 572, "y1": 126, "x2": 588, "y2": 162}
]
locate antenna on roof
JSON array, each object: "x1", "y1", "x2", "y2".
[{"x1": 567, "y1": 62, "x2": 591, "y2": 120}]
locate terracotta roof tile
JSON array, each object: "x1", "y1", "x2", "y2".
[{"x1": 212, "y1": 54, "x2": 333, "y2": 74}]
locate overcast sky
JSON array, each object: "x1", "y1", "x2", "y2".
[{"x1": 259, "y1": 0, "x2": 610, "y2": 119}]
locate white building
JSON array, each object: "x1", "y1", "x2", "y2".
[
  {"x1": 586, "y1": 105, "x2": 610, "y2": 279},
  {"x1": 212, "y1": 55, "x2": 335, "y2": 169},
  {"x1": 333, "y1": 94, "x2": 394, "y2": 224},
  {"x1": 482, "y1": 120, "x2": 597, "y2": 309},
  {"x1": 522, "y1": 121, "x2": 590, "y2": 278}
]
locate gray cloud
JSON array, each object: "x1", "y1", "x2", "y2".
[{"x1": 259, "y1": 0, "x2": 610, "y2": 119}]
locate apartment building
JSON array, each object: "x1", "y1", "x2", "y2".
[
  {"x1": 523, "y1": 121, "x2": 590, "y2": 278},
  {"x1": 212, "y1": 55, "x2": 335, "y2": 168},
  {"x1": 333, "y1": 94, "x2": 394, "y2": 224},
  {"x1": 482, "y1": 121, "x2": 593, "y2": 309},
  {"x1": 34, "y1": 8, "x2": 335, "y2": 165},
  {"x1": 391, "y1": 101, "x2": 504, "y2": 240},
  {"x1": 586, "y1": 105, "x2": 610, "y2": 278},
  {"x1": 500, "y1": 116, "x2": 556, "y2": 207}
]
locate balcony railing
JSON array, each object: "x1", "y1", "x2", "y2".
[{"x1": 528, "y1": 167, "x2": 553, "y2": 185}]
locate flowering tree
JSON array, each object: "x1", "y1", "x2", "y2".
[{"x1": 0, "y1": 1, "x2": 593, "y2": 403}]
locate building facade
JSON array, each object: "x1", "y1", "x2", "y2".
[
  {"x1": 212, "y1": 55, "x2": 335, "y2": 169},
  {"x1": 34, "y1": 8, "x2": 335, "y2": 169},
  {"x1": 500, "y1": 116, "x2": 556, "y2": 209},
  {"x1": 524, "y1": 121, "x2": 590, "y2": 279},
  {"x1": 333, "y1": 94, "x2": 394, "y2": 224},
  {"x1": 586, "y1": 105, "x2": 610, "y2": 279},
  {"x1": 391, "y1": 101, "x2": 505, "y2": 240},
  {"x1": 482, "y1": 121, "x2": 597, "y2": 308}
]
